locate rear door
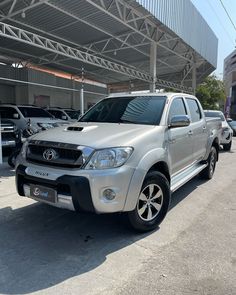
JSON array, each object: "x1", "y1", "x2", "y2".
[
  {"x1": 185, "y1": 98, "x2": 208, "y2": 162},
  {"x1": 167, "y1": 97, "x2": 194, "y2": 175}
]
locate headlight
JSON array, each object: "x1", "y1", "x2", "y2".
[
  {"x1": 85, "y1": 147, "x2": 133, "y2": 169},
  {"x1": 37, "y1": 123, "x2": 55, "y2": 130},
  {"x1": 222, "y1": 127, "x2": 230, "y2": 133},
  {"x1": 21, "y1": 141, "x2": 29, "y2": 158}
]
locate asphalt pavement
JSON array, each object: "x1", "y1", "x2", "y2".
[{"x1": 0, "y1": 139, "x2": 235, "y2": 295}]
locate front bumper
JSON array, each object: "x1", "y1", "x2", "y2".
[
  {"x1": 1, "y1": 133, "x2": 16, "y2": 148},
  {"x1": 220, "y1": 130, "x2": 232, "y2": 144},
  {"x1": 16, "y1": 162, "x2": 135, "y2": 213},
  {"x1": 1, "y1": 139, "x2": 16, "y2": 148}
]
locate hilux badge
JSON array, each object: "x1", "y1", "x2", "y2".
[{"x1": 43, "y1": 148, "x2": 58, "y2": 161}]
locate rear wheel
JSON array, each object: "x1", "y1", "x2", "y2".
[
  {"x1": 127, "y1": 171, "x2": 170, "y2": 232},
  {"x1": 199, "y1": 146, "x2": 217, "y2": 179},
  {"x1": 223, "y1": 141, "x2": 232, "y2": 151}
]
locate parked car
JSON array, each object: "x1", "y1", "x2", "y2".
[
  {"x1": 47, "y1": 108, "x2": 80, "y2": 122},
  {"x1": 204, "y1": 110, "x2": 233, "y2": 151},
  {"x1": 227, "y1": 119, "x2": 236, "y2": 136},
  {"x1": 0, "y1": 119, "x2": 17, "y2": 149},
  {"x1": 0, "y1": 104, "x2": 68, "y2": 132},
  {"x1": 15, "y1": 93, "x2": 221, "y2": 232}
]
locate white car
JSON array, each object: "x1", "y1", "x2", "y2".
[
  {"x1": 0, "y1": 104, "x2": 68, "y2": 132},
  {"x1": 204, "y1": 110, "x2": 233, "y2": 151},
  {"x1": 47, "y1": 108, "x2": 80, "y2": 122}
]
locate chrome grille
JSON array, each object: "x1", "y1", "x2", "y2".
[{"x1": 26, "y1": 140, "x2": 84, "y2": 168}]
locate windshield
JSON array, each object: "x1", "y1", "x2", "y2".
[
  {"x1": 65, "y1": 110, "x2": 80, "y2": 119},
  {"x1": 79, "y1": 96, "x2": 166, "y2": 125},
  {"x1": 204, "y1": 111, "x2": 225, "y2": 121},
  {"x1": 18, "y1": 107, "x2": 53, "y2": 118}
]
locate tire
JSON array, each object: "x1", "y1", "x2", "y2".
[
  {"x1": 127, "y1": 171, "x2": 170, "y2": 232},
  {"x1": 8, "y1": 151, "x2": 19, "y2": 168},
  {"x1": 199, "y1": 146, "x2": 217, "y2": 179},
  {"x1": 223, "y1": 141, "x2": 232, "y2": 151}
]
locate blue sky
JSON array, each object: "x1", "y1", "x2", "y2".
[{"x1": 191, "y1": 0, "x2": 236, "y2": 78}]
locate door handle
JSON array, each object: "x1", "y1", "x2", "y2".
[
  {"x1": 168, "y1": 138, "x2": 176, "y2": 144},
  {"x1": 188, "y1": 130, "x2": 193, "y2": 136}
]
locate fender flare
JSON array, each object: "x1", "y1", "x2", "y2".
[{"x1": 123, "y1": 148, "x2": 169, "y2": 211}]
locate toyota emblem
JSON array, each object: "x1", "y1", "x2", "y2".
[
  {"x1": 43, "y1": 148, "x2": 58, "y2": 161},
  {"x1": 33, "y1": 187, "x2": 40, "y2": 196}
]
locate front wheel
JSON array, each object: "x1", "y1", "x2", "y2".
[
  {"x1": 127, "y1": 171, "x2": 170, "y2": 232},
  {"x1": 199, "y1": 146, "x2": 217, "y2": 179}
]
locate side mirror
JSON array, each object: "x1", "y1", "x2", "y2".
[
  {"x1": 227, "y1": 118, "x2": 232, "y2": 122},
  {"x1": 13, "y1": 113, "x2": 19, "y2": 119},
  {"x1": 169, "y1": 115, "x2": 190, "y2": 128},
  {"x1": 61, "y1": 115, "x2": 67, "y2": 120}
]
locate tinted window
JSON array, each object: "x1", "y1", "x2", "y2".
[
  {"x1": 18, "y1": 107, "x2": 53, "y2": 118},
  {"x1": 186, "y1": 99, "x2": 202, "y2": 122},
  {"x1": 168, "y1": 98, "x2": 187, "y2": 120},
  {"x1": 65, "y1": 110, "x2": 80, "y2": 119},
  {"x1": 204, "y1": 111, "x2": 225, "y2": 121},
  {"x1": 80, "y1": 96, "x2": 166, "y2": 125},
  {"x1": 48, "y1": 110, "x2": 64, "y2": 119},
  {"x1": 0, "y1": 107, "x2": 19, "y2": 119}
]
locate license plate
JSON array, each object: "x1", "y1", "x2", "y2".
[{"x1": 30, "y1": 184, "x2": 57, "y2": 203}]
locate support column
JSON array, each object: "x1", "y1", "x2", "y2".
[
  {"x1": 150, "y1": 42, "x2": 157, "y2": 93},
  {"x1": 71, "y1": 75, "x2": 76, "y2": 109},
  {"x1": 80, "y1": 67, "x2": 85, "y2": 115},
  {"x1": 80, "y1": 88, "x2": 84, "y2": 115},
  {"x1": 192, "y1": 62, "x2": 197, "y2": 95}
]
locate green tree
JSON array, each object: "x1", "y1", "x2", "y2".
[{"x1": 196, "y1": 75, "x2": 225, "y2": 110}]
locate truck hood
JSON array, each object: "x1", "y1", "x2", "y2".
[{"x1": 30, "y1": 122, "x2": 160, "y2": 148}]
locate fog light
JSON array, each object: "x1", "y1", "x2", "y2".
[{"x1": 103, "y1": 189, "x2": 116, "y2": 200}]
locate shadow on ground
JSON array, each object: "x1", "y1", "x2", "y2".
[
  {"x1": 0, "y1": 163, "x2": 15, "y2": 179},
  {"x1": 0, "y1": 173, "x2": 206, "y2": 294}
]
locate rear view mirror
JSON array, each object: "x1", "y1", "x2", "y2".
[
  {"x1": 13, "y1": 113, "x2": 19, "y2": 119},
  {"x1": 61, "y1": 115, "x2": 67, "y2": 120},
  {"x1": 169, "y1": 115, "x2": 190, "y2": 128}
]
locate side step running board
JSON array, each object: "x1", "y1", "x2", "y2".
[{"x1": 171, "y1": 163, "x2": 207, "y2": 192}]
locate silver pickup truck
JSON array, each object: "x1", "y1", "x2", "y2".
[{"x1": 15, "y1": 93, "x2": 221, "y2": 231}]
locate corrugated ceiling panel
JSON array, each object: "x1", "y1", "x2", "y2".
[{"x1": 136, "y1": 0, "x2": 218, "y2": 67}]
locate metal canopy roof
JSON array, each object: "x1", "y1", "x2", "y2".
[{"x1": 0, "y1": 0, "x2": 218, "y2": 93}]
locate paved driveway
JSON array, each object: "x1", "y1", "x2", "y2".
[{"x1": 0, "y1": 139, "x2": 235, "y2": 294}]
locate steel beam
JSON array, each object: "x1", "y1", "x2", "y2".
[
  {"x1": 84, "y1": 0, "x2": 191, "y2": 63},
  {"x1": 0, "y1": 22, "x2": 152, "y2": 82},
  {"x1": 80, "y1": 88, "x2": 84, "y2": 115},
  {"x1": 150, "y1": 42, "x2": 157, "y2": 92},
  {"x1": 0, "y1": 0, "x2": 45, "y2": 21},
  {"x1": 0, "y1": 22, "x2": 193, "y2": 92},
  {"x1": 192, "y1": 62, "x2": 197, "y2": 95}
]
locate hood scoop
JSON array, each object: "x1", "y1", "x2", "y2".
[{"x1": 67, "y1": 126, "x2": 84, "y2": 131}]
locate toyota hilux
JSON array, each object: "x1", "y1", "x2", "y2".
[{"x1": 15, "y1": 93, "x2": 221, "y2": 231}]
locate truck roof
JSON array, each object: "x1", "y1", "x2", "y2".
[{"x1": 107, "y1": 92, "x2": 195, "y2": 99}]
